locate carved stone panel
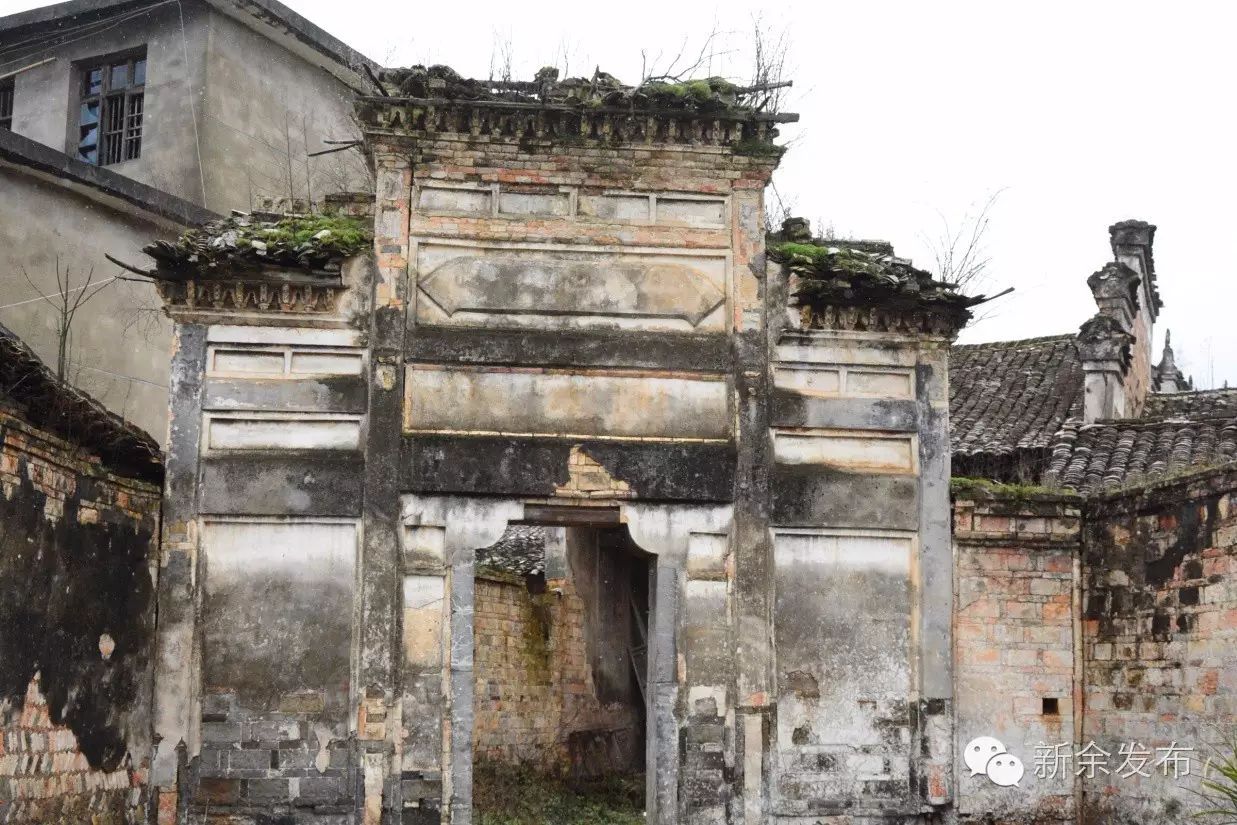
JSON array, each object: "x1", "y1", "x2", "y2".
[{"x1": 414, "y1": 242, "x2": 728, "y2": 331}]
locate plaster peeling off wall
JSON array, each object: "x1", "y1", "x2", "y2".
[
  {"x1": 773, "y1": 531, "x2": 915, "y2": 815},
  {"x1": 196, "y1": 521, "x2": 357, "y2": 811},
  {"x1": 0, "y1": 414, "x2": 160, "y2": 825}
]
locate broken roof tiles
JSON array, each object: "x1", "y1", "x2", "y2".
[
  {"x1": 475, "y1": 526, "x2": 546, "y2": 578},
  {"x1": 142, "y1": 213, "x2": 372, "y2": 279}
]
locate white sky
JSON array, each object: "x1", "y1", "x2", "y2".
[{"x1": 5, "y1": 0, "x2": 1235, "y2": 386}]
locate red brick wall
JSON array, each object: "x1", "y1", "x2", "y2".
[
  {"x1": 954, "y1": 493, "x2": 1083, "y2": 824},
  {"x1": 0, "y1": 410, "x2": 160, "y2": 824},
  {"x1": 1081, "y1": 470, "x2": 1237, "y2": 823},
  {"x1": 472, "y1": 572, "x2": 640, "y2": 777}
]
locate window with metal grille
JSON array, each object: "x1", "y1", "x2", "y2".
[
  {"x1": 0, "y1": 78, "x2": 13, "y2": 131},
  {"x1": 77, "y1": 51, "x2": 145, "y2": 165}
]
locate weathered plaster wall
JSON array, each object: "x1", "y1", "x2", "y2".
[
  {"x1": 366, "y1": 112, "x2": 780, "y2": 825},
  {"x1": 4, "y1": 1, "x2": 210, "y2": 203},
  {"x1": 198, "y1": 7, "x2": 368, "y2": 214},
  {"x1": 0, "y1": 163, "x2": 178, "y2": 442},
  {"x1": 193, "y1": 520, "x2": 357, "y2": 817},
  {"x1": 953, "y1": 493, "x2": 1082, "y2": 825},
  {"x1": 0, "y1": 409, "x2": 160, "y2": 824},
  {"x1": 766, "y1": 324, "x2": 956, "y2": 822},
  {"x1": 1082, "y1": 470, "x2": 1237, "y2": 824}
]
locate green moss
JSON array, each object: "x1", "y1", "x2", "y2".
[
  {"x1": 474, "y1": 762, "x2": 644, "y2": 825},
  {"x1": 521, "y1": 593, "x2": 553, "y2": 683},
  {"x1": 143, "y1": 213, "x2": 372, "y2": 275},
  {"x1": 732, "y1": 137, "x2": 782, "y2": 157},
  {"x1": 950, "y1": 476, "x2": 1060, "y2": 502}
]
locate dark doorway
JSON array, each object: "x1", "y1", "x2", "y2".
[{"x1": 472, "y1": 520, "x2": 651, "y2": 824}]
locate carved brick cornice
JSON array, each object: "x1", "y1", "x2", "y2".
[
  {"x1": 798, "y1": 303, "x2": 969, "y2": 337},
  {"x1": 357, "y1": 96, "x2": 790, "y2": 152},
  {"x1": 155, "y1": 279, "x2": 342, "y2": 314}
]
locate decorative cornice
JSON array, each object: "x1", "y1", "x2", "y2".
[
  {"x1": 357, "y1": 96, "x2": 789, "y2": 152},
  {"x1": 155, "y1": 279, "x2": 343, "y2": 314},
  {"x1": 797, "y1": 303, "x2": 969, "y2": 337}
]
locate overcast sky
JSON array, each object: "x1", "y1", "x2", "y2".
[{"x1": 5, "y1": 0, "x2": 1233, "y2": 386}]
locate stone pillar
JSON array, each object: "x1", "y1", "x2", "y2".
[
  {"x1": 1107, "y1": 221, "x2": 1160, "y2": 415},
  {"x1": 764, "y1": 244, "x2": 970, "y2": 819},
  {"x1": 150, "y1": 323, "x2": 207, "y2": 823},
  {"x1": 149, "y1": 255, "x2": 375, "y2": 823},
  {"x1": 1078, "y1": 312, "x2": 1133, "y2": 423}
]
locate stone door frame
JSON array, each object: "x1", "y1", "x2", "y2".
[{"x1": 400, "y1": 494, "x2": 733, "y2": 825}]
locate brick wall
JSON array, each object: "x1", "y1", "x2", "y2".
[
  {"x1": 0, "y1": 410, "x2": 160, "y2": 824},
  {"x1": 954, "y1": 491, "x2": 1083, "y2": 824},
  {"x1": 472, "y1": 571, "x2": 641, "y2": 778},
  {"x1": 1082, "y1": 469, "x2": 1237, "y2": 824}
]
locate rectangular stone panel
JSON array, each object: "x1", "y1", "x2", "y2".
[
  {"x1": 773, "y1": 366, "x2": 841, "y2": 396},
  {"x1": 657, "y1": 196, "x2": 726, "y2": 227},
  {"x1": 417, "y1": 185, "x2": 491, "y2": 215},
  {"x1": 203, "y1": 376, "x2": 368, "y2": 415},
  {"x1": 207, "y1": 415, "x2": 361, "y2": 451},
  {"x1": 578, "y1": 193, "x2": 650, "y2": 222},
  {"x1": 404, "y1": 327, "x2": 732, "y2": 372},
  {"x1": 847, "y1": 369, "x2": 912, "y2": 397},
  {"x1": 770, "y1": 466, "x2": 919, "y2": 530},
  {"x1": 201, "y1": 521, "x2": 357, "y2": 716},
  {"x1": 209, "y1": 344, "x2": 364, "y2": 378},
  {"x1": 401, "y1": 435, "x2": 736, "y2": 502},
  {"x1": 770, "y1": 393, "x2": 919, "y2": 433},
  {"x1": 773, "y1": 365, "x2": 913, "y2": 399},
  {"x1": 290, "y1": 351, "x2": 365, "y2": 375},
  {"x1": 414, "y1": 241, "x2": 728, "y2": 332},
  {"x1": 200, "y1": 454, "x2": 364, "y2": 517},
  {"x1": 403, "y1": 575, "x2": 445, "y2": 668},
  {"x1": 686, "y1": 533, "x2": 729, "y2": 579},
  {"x1": 404, "y1": 366, "x2": 729, "y2": 441},
  {"x1": 773, "y1": 431, "x2": 915, "y2": 473},
  {"x1": 498, "y1": 190, "x2": 570, "y2": 217},
  {"x1": 207, "y1": 325, "x2": 361, "y2": 347},
  {"x1": 403, "y1": 525, "x2": 446, "y2": 569},
  {"x1": 212, "y1": 349, "x2": 285, "y2": 375},
  {"x1": 684, "y1": 579, "x2": 730, "y2": 683},
  {"x1": 773, "y1": 531, "x2": 915, "y2": 814}
]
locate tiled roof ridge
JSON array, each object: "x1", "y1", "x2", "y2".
[
  {"x1": 0, "y1": 323, "x2": 162, "y2": 483},
  {"x1": 953, "y1": 332, "x2": 1077, "y2": 350}
]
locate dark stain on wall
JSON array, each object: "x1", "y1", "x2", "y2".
[{"x1": 0, "y1": 463, "x2": 156, "y2": 770}]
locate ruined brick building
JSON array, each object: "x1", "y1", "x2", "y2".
[{"x1": 0, "y1": 20, "x2": 1236, "y2": 825}]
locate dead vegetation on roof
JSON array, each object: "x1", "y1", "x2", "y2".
[
  {"x1": 769, "y1": 218, "x2": 989, "y2": 317},
  {"x1": 376, "y1": 64, "x2": 781, "y2": 116}
]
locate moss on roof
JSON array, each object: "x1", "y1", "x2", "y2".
[
  {"x1": 377, "y1": 65, "x2": 764, "y2": 116},
  {"x1": 768, "y1": 220, "x2": 988, "y2": 319},
  {"x1": 143, "y1": 213, "x2": 371, "y2": 277}
]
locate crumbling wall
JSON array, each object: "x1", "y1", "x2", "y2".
[
  {"x1": 953, "y1": 490, "x2": 1082, "y2": 824},
  {"x1": 0, "y1": 409, "x2": 160, "y2": 824},
  {"x1": 1081, "y1": 469, "x2": 1237, "y2": 824},
  {"x1": 472, "y1": 569, "x2": 640, "y2": 778}
]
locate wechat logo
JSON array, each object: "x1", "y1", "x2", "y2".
[{"x1": 965, "y1": 736, "x2": 1025, "y2": 787}]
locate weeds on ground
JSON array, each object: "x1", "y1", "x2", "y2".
[{"x1": 473, "y1": 761, "x2": 644, "y2": 825}]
